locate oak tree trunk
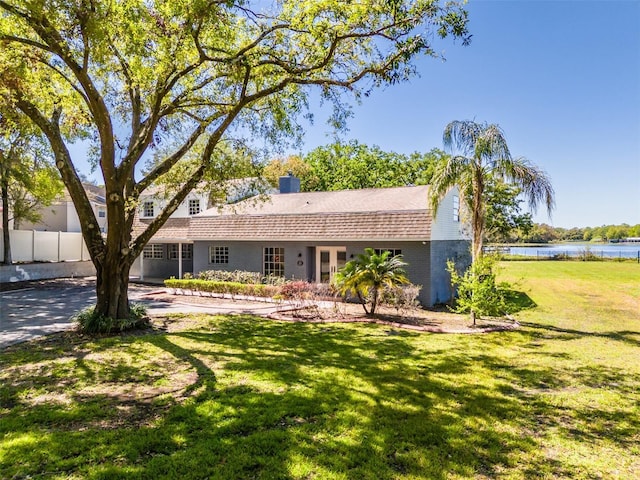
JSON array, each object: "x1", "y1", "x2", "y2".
[
  {"x1": 95, "y1": 254, "x2": 132, "y2": 319},
  {"x1": 92, "y1": 188, "x2": 134, "y2": 320}
]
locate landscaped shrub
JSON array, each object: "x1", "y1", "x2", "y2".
[
  {"x1": 447, "y1": 255, "x2": 516, "y2": 324},
  {"x1": 311, "y1": 282, "x2": 338, "y2": 300},
  {"x1": 73, "y1": 303, "x2": 150, "y2": 334},
  {"x1": 164, "y1": 278, "x2": 281, "y2": 299},
  {"x1": 196, "y1": 269, "x2": 287, "y2": 286},
  {"x1": 197, "y1": 269, "x2": 262, "y2": 284},
  {"x1": 379, "y1": 284, "x2": 422, "y2": 315},
  {"x1": 279, "y1": 281, "x2": 314, "y2": 300}
]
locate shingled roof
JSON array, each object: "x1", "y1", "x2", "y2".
[
  {"x1": 133, "y1": 217, "x2": 191, "y2": 242},
  {"x1": 189, "y1": 185, "x2": 432, "y2": 241},
  {"x1": 133, "y1": 186, "x2": 434, "y2": 243}
]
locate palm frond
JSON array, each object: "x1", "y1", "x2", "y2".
[
  {"x1": 477, "y1": 123, "x2": 511, "y2": 165},
  {"x1": 505, "y1": 157, "x2": 555, "y2": 216},
  {"x1": 443, "y1": 120, "x2": 483, "y2": 157}
]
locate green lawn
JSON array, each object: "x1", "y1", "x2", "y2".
[{"x1": 1, "y1": 262, "x2": 639, "y2": 479}]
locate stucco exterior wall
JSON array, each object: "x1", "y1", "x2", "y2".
[
  {"x1": 192, "y1": 240, "x2": 439, "y2": 306},
  {"x1": 130, "y1": 244, "x2": 194, "y2": 279},
  {"x1": 19, "y1": 203, "x2": 68, "y2": 231},
  {"x1": 193, "y1": 241, "x2": 309, "y2": 280},
  {"x1": 66, "y1": 202, "x2": 82, "y2": 232},
  {"x1": 18, "y1": 201, "x2": 107, "y2": 233}
]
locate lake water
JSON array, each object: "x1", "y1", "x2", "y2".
[{"x1": 503, "y1": 243, "x2": 640, "y2": 259}]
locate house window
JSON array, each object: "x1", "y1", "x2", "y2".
[
  {"x1": 264, "y1": 247, "x2": 284, "y2": 277},
  {"x1": 143, "y1": 201, "x2": 154, "y2": 217},
  {"x1": 98, "y1": 209, "x2": 106, "y2": 218},
  {"x1": 169, "y1": 244, "x2": 193, "y2": 260},
  {"x1": 453, "y1": 195, "x2": 460, "y2": 222},
  {"x1": 188, "y1": 199, "x2": 201, "y2": 215},
  {"x1": 209, "y1": 246, "x2": 229, "y2": 264},
  {"x1": 143, "y1": 244, "x2": 163, "y2": 259},
  {"x1": 374, "y1": 248, "x2": 402, "y2": 258}
]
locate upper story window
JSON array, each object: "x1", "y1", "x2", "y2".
[
  {"x1": 98, "y1": 208, "x2": 106, "y2": 218},
  {"x1": 264, "y1": 247, "x2": 284, "y2": 277},
  {"x1": 143, "y1": 201, "x2": 154, "y2": 218},
  {"x1": 453, "y1": 195, "x2": 460, "y2": 222},
  {"x1": 188, "y1": 199, "x2": 201, "y2": 215}
]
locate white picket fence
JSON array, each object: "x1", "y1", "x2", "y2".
[{"x1": 0, "y1": 229, "x2": 90, "y2": 263}]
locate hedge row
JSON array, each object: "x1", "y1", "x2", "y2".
[{"x1": 164, "y1": 278, "x2": 280, "y2": 298}]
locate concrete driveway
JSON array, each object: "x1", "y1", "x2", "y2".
[{"x1": 0, "y1": 280, "x2": 288, "y2": 349}]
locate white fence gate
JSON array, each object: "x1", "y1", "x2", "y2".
[{"x1": 0, "y1": 230, "x2": 90, "y2": 263}]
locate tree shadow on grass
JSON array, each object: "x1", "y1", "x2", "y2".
[
  {"x1": 517, "y1": 321, "x2": 640, "y2": 348},
  {"x1": 1, "y1": 314, "x2": 637, "y2": 479},
  {"x1": 502, "y1": 288, "x2": 537, "y2": 314}
]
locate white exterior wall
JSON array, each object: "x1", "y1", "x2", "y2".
[
  {"x1": 430, "y1": 187, "x2": 470, "y2": 241},
  {"x1": 66, "y1": 201, "x2": 82, "y2": 232},
  {"x1": 65, "y1": 201, "x2": 107, "y2": 233},
  {"x1": 95, "y1": 204, "x2": 107, "y2": 232},
  {"x1": 19, "y1": 202, "x2": 67, "y2": 231},
  {"x1": 139, "y1": 191, "x2": 209, "y2": 219}
]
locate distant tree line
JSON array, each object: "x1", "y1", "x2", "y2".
[{"x1": 504, "y1": 223, "x2": 640, "y2": 244}]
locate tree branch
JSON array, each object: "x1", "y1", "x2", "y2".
[{"x1": 4, "y1": 2, "x2": 118, "y2": 184}]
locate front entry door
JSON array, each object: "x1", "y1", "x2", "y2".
[{"x1": 316, "y1": 247, "x2": 347, "y2": 283}]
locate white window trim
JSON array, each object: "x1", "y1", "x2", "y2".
[
  {"x1": 143, "y1": 244, "x2": 163, "y2": 259},
  {"x1": 264, "y1": 246, "x2": 285, "y2": 277},
  {"x1": 453, "y1": 195, "x2": 460, "y2": 222},
  {"x1": 209, "y1": 246, "x2": 229, "y2": 264},
  {"x1": 188, "y1": 199, "x2": 201, "y2": 216},
  {"x1": 142, "y1": 201, "x2": 155, "y2": 218}
]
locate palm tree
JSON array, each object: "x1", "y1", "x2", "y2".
[
  {"x1": 430, "y1": 120, "x2": 555, "y2": 261},
  {"x1": 333, "y1": 248, "x2": 409, "y2": 316}
]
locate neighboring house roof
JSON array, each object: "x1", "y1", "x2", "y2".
[
  {"x1": 57, "y1": 183, "x2": 106, "y2": 205},
  {"x1": 189, "y1": 186, "x2": 432, "y2": 241}
]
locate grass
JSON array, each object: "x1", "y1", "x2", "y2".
[{"x1": 1, "y1": 261, "x2": 639, "y2": 479}]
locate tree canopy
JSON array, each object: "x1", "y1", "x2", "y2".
[
  {"x1": 264, "y1": 141, "x2": 445, "y2": 191},
  {"x1": 0, "y1": 0, "x2": 469, "y2": 320},
  {"x1": 0, "y1": 109, "x2": 63, "y2": 264},
  {"x1": 483, "y1": 178, "x2": 534, "y2": 243}
]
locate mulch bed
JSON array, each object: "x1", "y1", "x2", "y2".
[{"x1": 149, "y1": 290, "x2": 520, "y2": 334}]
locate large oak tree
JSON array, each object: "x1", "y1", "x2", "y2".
[{"x1": 0, "y1": 0, "x2": 469, "y2": 319}]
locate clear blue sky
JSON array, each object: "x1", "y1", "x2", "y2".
[
  {"x1": 75, "y1": 0, "x2": 640, "y2": 229},
  {"x1": 292, "y1": 0, "x2": 640, "y2": 229}
]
